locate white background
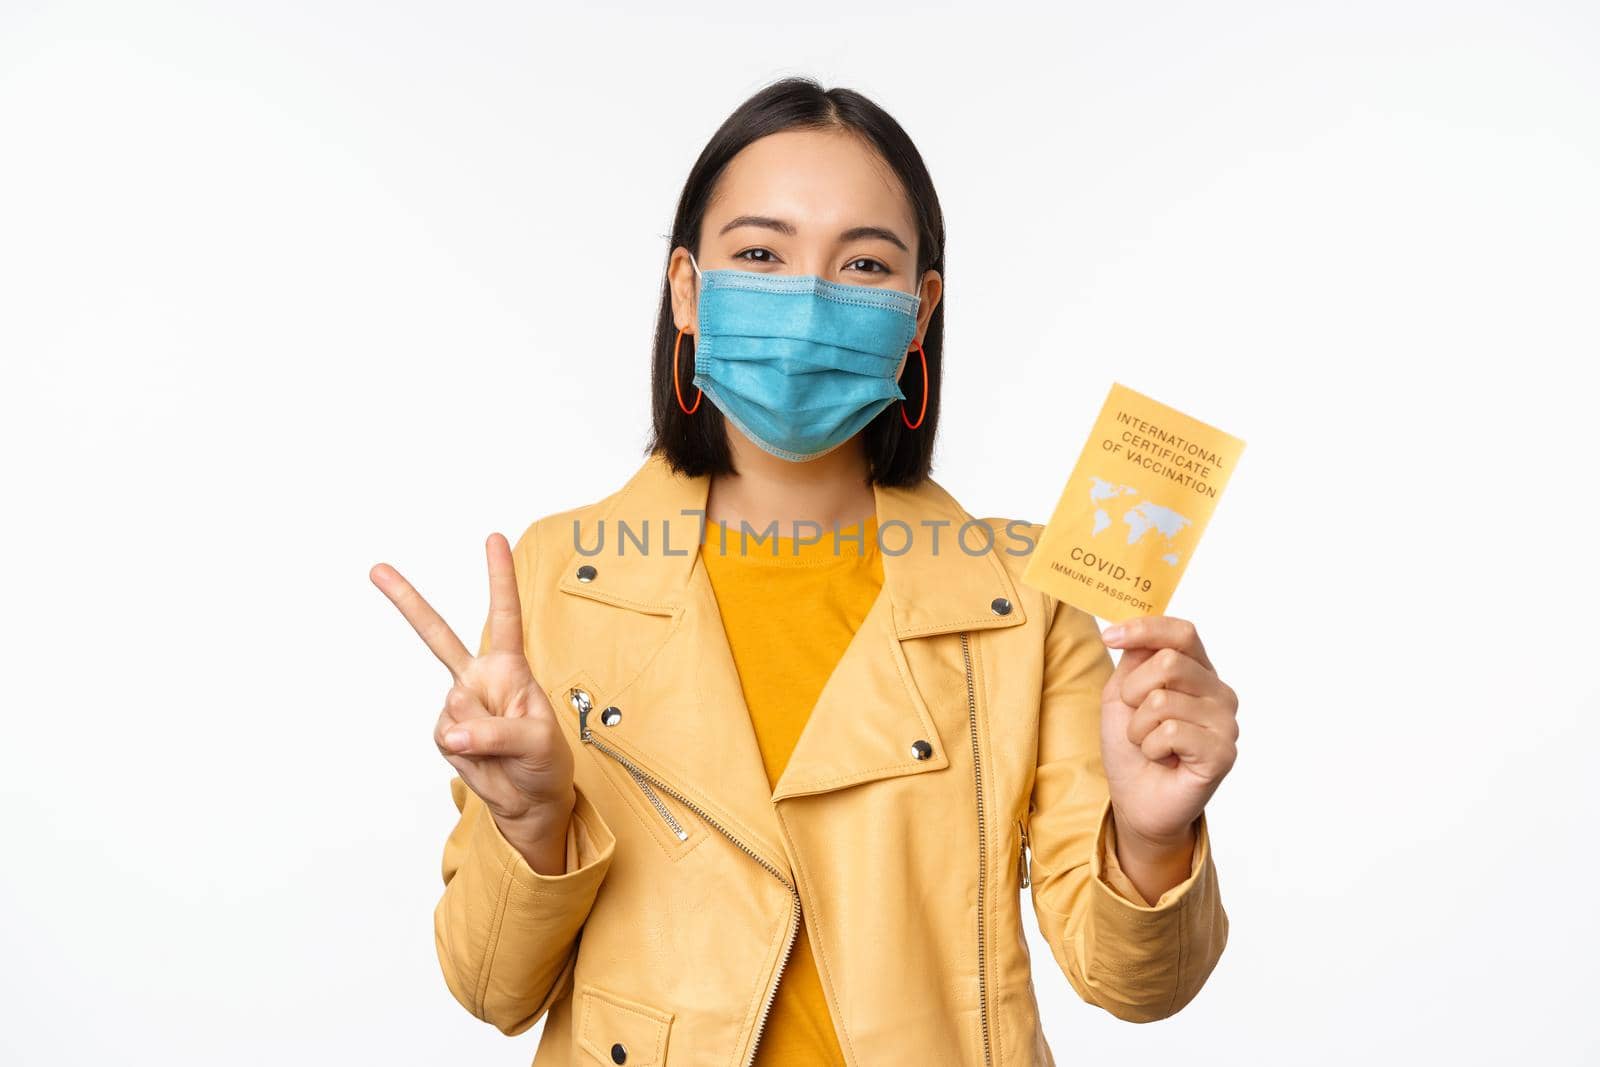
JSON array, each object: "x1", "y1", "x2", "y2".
[{"x1": 3, "y1": 1, "x2": 1597, "y2": 1063}]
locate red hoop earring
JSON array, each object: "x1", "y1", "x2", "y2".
[
  {"x1": 899, "y1": 338, "x2": 928, "y2": 429},
  {"x1": 674, "y1": 326, "x2": 702, "y2": 415}
]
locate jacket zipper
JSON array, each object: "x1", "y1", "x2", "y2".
[
  {"x1": 1017, "y1": 820, "x2": 1030, "y2": 889},
  {"x1": 568, "y1": 687, "x2": 802, "y2": 1067},
  {"x1": 961, "y1": 632, "x2": 993, "y2": 1067},
  {"x1": 626, "y1": 762, "x2": 689, "y2": 841}
]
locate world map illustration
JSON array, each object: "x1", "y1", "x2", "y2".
[{"x1": 1088, "y1": 476, "x2": 1193, "y2": 566}]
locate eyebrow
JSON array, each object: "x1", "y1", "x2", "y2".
[{"x1": 717, "y1": 214, "x2": 910, "y2": 253}]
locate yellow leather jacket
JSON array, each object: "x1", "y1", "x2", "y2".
[{"x1": 434, "y1": 451, "x2": 1228, "y2": 1065}]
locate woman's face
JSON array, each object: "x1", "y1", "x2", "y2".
[{"x1": 669, "y1": 126, "x2": 943, "y2": 385}]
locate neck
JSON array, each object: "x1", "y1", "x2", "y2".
[{"x1": 706, "y1": 434, "x2": 876, "y2": 536}]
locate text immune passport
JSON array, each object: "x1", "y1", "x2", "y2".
[{"x1": 1021, "y1": 382, "x2": 1246, "y2": 623}]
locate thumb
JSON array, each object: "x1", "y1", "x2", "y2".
[{"x1": 441, "y1": 714, "x2": 540, "y2": 758}]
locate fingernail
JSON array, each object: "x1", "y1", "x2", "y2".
[
  {"x1": 444, "y1": 729, "x2": 469, "y2": 751},
  {"x1": 1101, "y1": 624, "x2": 1124, "y2": 643}
]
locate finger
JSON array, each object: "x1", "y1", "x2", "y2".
[
  {"x1": 1101, "y1": 644, "x2": 1156, "y2": 703},
  {"x1": 442, "y1": 684, "x2": 494, "y2": 725},
  {"x1": 485, "y1": 533, "x2": 526, "y2": 656},
  {"x1": 1118, "y1": 645, "x2": 1228, "y2": 708},
  {"x1": 439, "y1": 749, "x2": 477, "y2": 781},
  {"x1": 1100, "y1": 615, "x2": 1212, "y2": 672},
  {"x1": 1138, "y1": 716, "x2": 1226, "y2": 772},
  {"x1": 370, "y1": 562, "x2": 474, "y2": 680},
  {"x1": 435, "y1": 688, "x2": 497, "y2": 756},
  {"x1": 438, "y1": 694, "x2": 492, "y2": 758},
  {"x1": 1128, "y1": 689, "x2": 1238, "y2": 747},
  {"x1": 434, "y1": 742, "x2": 495, "y2": 800},
  {"x1": 435, "y1": 710, "x2": 486, "y2": 768}
]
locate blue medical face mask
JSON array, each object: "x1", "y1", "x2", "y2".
[{"x1": 687, "y1": 251, "x2": 921, "y2": 462}]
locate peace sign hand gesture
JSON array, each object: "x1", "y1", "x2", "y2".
[{"x1": 370, "y1": 533, "x2": 576, "y2": 866}]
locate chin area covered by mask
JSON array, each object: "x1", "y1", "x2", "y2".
[{"x1": 686, "y1": 252, "x2": 920, "y2": 462}]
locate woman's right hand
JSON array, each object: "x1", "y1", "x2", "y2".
[{"x1": 370, "y1": 533, "x2": 576, "y2": 854}]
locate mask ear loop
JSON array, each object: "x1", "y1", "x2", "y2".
[
  {"x1": 900, "y1": 338, "x2": 928, "y2": 429},
  {"x1": 675, "y1": 251, "x2": 703, "y2": 414}
]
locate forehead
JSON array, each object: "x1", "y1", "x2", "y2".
[{"x1": 706, "y1": 127, "x2": 915, "y2": 238}]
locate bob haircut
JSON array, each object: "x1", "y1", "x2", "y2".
[{"x1": 644, "y1": 76, "x2": 946, "y2": 488}]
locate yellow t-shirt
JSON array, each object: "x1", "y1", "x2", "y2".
[{"x1": 700, "y1": 513, "x2": 883, "y2": 1067}]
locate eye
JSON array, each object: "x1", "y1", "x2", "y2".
[
  {"x1": 844, "y1": 257, "x2": 889, "y2": 274},
  {"x1": 734, "y1": 247, "x2": 780, "y2": 264}
]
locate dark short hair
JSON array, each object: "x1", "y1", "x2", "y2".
[{"x1": 643, "y1": 76, "x2": 946, "y2": 488}]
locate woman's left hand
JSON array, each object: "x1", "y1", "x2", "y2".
[{"x1": 1098, "y1": 614, "x2": 1238, "y2": 851}]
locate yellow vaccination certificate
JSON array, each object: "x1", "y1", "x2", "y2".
[{"x1": 1022, "y1": 382, "x2": 1246, "y2": 623}]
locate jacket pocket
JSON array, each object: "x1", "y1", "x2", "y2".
[{"x1": 576, "y1": 983, "x2": 674, "y2": 1065}]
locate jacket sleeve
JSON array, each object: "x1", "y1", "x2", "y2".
[
  {"x1": 434, "y1": 774, "x2": 615, "y2": 1034},
  {"x1": 432, "y1": 527, "x2": 617, "y2": 1035},
  {"x1": 1025, "y1": 597, "x2": 1229, "y2": 1023}
]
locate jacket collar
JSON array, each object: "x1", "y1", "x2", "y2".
[{"x1": 555, "y1": 449, "x2": 1028, "y2": 638}]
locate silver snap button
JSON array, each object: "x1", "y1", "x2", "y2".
[
  {"x1": 911, "y1": 739, "x2": 933, "y2": 760},
  {"x1": 576, "y1": 564, "x2": 597, "y2": 582},
  {"x1": 990, "y1": 597, "x2": 1012, "y2": 616},
  {"x1": 600, "y1": 706, "x2": 622, "y2": 727}
]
